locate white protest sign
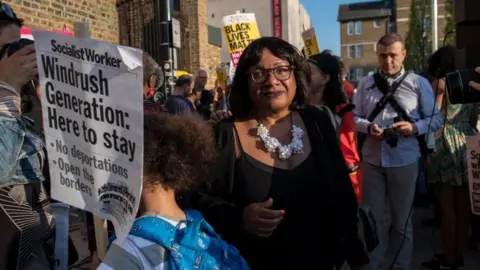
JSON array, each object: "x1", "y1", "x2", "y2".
[
  {"x1": 466, "y1": 135, "x2": 480, "y2": 215},
  {"x1": 33, "y1": 30, "x2": 144, "y2": 242}
]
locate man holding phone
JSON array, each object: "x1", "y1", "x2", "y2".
[{"x1": 353, "y1": 33, "x2": 444, "y2": 270}]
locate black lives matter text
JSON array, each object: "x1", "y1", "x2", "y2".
[
  {"x1": 55, "y1": 140, "x2": 129, "y2": 180},
  {"x1": 225, "y1": 23, "x2": 255, "y2": 51}
]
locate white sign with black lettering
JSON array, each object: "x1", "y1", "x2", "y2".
[
  {"x1": 172, "y1": 18, "x2": 181, "y2": 49},
  {"x1": 466, "y1": 136, "x2": 480, "y2": 216},
  {"x1": 33, "y1": 30, "x2": 144, "y2": 242}
]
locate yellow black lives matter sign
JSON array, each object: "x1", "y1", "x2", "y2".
[
  {"x1": 302, "y1": 27, "x2": 320, "y2": 58},
  {"x1": 222, "y1": 13, "x2": 261, "y2": 67},
  {"x1": 224, "y1": 23, "x2": 258, "y2": 51}
]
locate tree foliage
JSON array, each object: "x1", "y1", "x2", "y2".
[
  {"x1": 404, "y1": 0, "x2": 431, "y2": 72},
  {"x1": 443, "y1": 0, "x2": 456, "y2": 45}
]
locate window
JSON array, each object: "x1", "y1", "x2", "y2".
[
  {"x1": 374, "y1": 19, "x2": 381, "y2": 28},
  {"x1": 348, "y1": 21, "x2": 363, "y2": 35},
  {"x1": 355, "y1": 21, "x2": 362, "y2": 34},
  {"x1": 348, "y1": 45, "x2": 355, "y2": 58},
  {"x1": 347, "y1": 22, "x2": 354, "y2": 35},
  {"x1": 356, "y1": 68, "x2": 364, "y2": 81},
  {"x1": 348, "y1": 68, "x2": 365, "y2": 81},
  {"x1": 348, "y1": 44, "x2": 364, "y2": 58},
  {"x1": 356, "y1": 45, "x2": 364, "y2": 58}
]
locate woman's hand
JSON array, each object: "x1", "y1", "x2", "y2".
[
  {"x1": 242, "y1": 198, "x2": 284, "y2": 238},
  {"x1": 211, "y1": 110, "x2": 232, "y2": 123},
  {"x1": 469, "y1": 67, "x2": 480, "y2": 91}
]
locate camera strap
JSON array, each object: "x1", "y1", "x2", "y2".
[
  {"x1": 371, "y1": 72, "x2": 433, "y2": 156},
  {"x1": 366, "y1": 71, "x2": 409, "y2": 122}
]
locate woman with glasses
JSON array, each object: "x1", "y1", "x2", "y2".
[{"x1": 192, "y1": 37, "x2": 369, "y2": 270}]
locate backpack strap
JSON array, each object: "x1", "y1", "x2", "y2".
[
  {"x1": 106, "y1": 215, "x2": 178, "y2": 250},
  {"x1": 179, "y1": 210, "x2": 221, "y2": 249},
  {"x1": 128, "y1": 211, "x2": 221, "y2": 251},
  {"x1": 184, "y1": 210, "x2": 217, "y2": 237},
  {"x1": 317, "y1": 105, "x2": 341, "y2": 140},
  {"x1": 128, "y1": 216, "x2": 179, "y2": 250}
]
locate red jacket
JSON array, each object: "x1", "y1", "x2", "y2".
[
  {"x1": 343, "y1": 80, "x2": 356, "y2": 100},
  {"x1": 336, "y1": 104, "x2": 362, "y2": 203}
]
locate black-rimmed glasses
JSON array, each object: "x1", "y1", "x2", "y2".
[{"x1": 249, "y1": 66, "x2": 295, "y2": 84}]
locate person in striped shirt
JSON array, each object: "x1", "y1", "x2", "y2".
[{"x1": 98, "y1": 113, "x2": 217, "y2": 270}]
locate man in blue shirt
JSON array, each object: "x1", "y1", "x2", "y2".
[
  {"x1": 165, "y1": 75, "x2": 197, "y2": 115},
  {"x1": 353, "y1": 33, "x2": 443, "y2": 270}
]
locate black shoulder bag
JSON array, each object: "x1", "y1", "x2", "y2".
[{"x1": 357, "y1": 72, "x2": 409, "y2": 154}]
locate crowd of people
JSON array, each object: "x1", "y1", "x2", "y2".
[{"x1": 1, "y1": 1, "x2": 480, "y2": 270}]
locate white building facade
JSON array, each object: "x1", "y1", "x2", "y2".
[{"x1": 208, "y1": 0, "x2": 311, "y2": 63}]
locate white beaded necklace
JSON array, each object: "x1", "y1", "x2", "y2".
[{"x1": 256, "y1": 115, "x2": 304, "y2": 160}]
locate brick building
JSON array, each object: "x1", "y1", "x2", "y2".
[
  {"x1": 6, "y1": 0, "x2": 221, "y2": 89},
  {"x1": 117, "y1": 0, "x2": 222, "y2": 89},
  {"x1": 5, "y1": 0, "x2": 119, "y2": 43},
  {"x1": 338, "y1": 0, "x2": 448, "y2": 84}
]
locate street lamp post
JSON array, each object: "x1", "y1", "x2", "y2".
[
  {"x1": 156, "y1": 0, "x2": 175, "y2": 97},
  {"x1": 432, "y1": 0, "x2": 438, "y2": 52}
]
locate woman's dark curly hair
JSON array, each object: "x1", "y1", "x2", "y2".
[
  {"x1": 229, "y1": 37, "x2": 310, "y2": 118},
  {"x1": 143, "y1": 113, "x2": 216, "y2": 191},
  {"x1": 428, "y1": 45, "x2": 456, "y2": 79},
  {"x1": 307, "y1": 52, "x2": 348, "y2": 108}
]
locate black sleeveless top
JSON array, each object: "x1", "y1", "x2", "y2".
[
  {"x1": 192, "y1": 106, "x2": 370, "y2": 269},
  {"x1": 228, "y1": 124, "x2": 332, "y2": 269}
]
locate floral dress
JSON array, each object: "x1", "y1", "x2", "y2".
[{"x1": 427, "y1": 103, "x2": 478, "y2": 186}]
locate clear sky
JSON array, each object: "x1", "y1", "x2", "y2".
[{"x1": 301, "y1": 0, "x2": 368, "y2": 55}]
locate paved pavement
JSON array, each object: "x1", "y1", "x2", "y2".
[
  {"x1": 69, "y1": 207, "x2": 480, "y2": 270},
  {"x1": 409, "y1": 208, "x2": 479, "y2": 270},
  {"x1": 341, "y1": 207, "x2": 480, "y2": 270}
]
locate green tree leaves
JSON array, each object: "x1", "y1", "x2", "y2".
[
  {"x1": 405, "y1": 0, "x2": 455, "y2": 72},
  {"x1": 405, "y1": 0, "x2": 431, "y2": 72},
  {"x1": 444, "y1": 0, "x2": 456, "y2": 45}
]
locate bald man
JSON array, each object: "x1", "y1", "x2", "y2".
[{"x1": 194, "y1": 68, "x2": 208, "y2": 91}]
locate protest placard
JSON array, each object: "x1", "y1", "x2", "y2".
[
  {"x1": 33, "y1": 30, "x2": 144, "y2": 242},
  {"x1": 302, "y1": 28, "x2": 320, "y2": 58},
  {"x1": 222, "y1": 13, "x2": 260, "y2": 68},
  {"x1": 466, "y1": 136, "x2": 480, "y2": 215},
  {"x1": 216, "y1": 66, "x2": 227, "y2": 89}
]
